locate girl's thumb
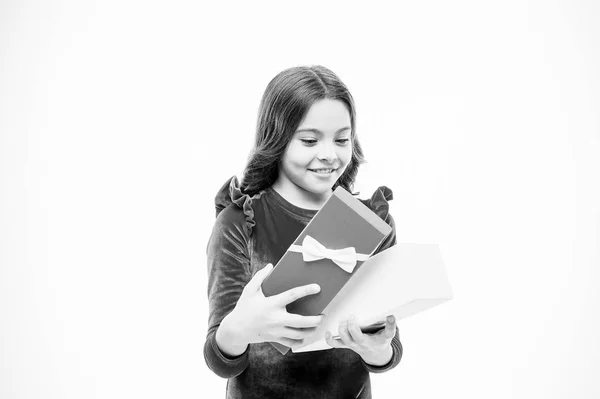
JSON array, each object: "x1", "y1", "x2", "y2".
[
  {"x1": 259, "y1": 263, "x2": 274, "y2": 278},
  {"x1": 248, "y1": 263, "x2": 273, "y2": 290}
]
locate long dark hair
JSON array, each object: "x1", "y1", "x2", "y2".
[{"x1": 240, "y1": 65, "x2": 366, "y2": 196}]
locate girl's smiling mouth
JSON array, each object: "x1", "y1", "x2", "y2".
[{"x1": 308, "y1": 168, "x2": 337, "y2": 175}]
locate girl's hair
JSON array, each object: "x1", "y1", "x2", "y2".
[{"x1": 240, "y1": 65, "x2": 366, "y2": 196}]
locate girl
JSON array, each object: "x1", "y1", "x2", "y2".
[{"x1": 204, "y1": 65, "x2": 402, "y2": 398}]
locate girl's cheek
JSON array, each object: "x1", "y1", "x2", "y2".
[{"x1": 340, "y1": 150, "x2": 353, "y2": 164}]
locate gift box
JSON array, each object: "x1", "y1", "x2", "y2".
[
  {"x1": 261, "y1": 186, "x2": 393, "y2": 354},
  {"x1": 292, "y1": 243, "x2": 454, "y2": 353}
]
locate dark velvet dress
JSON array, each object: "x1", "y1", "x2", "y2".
[{"x1": 204, "y1": 177, "x2": 403, "y2": 398}]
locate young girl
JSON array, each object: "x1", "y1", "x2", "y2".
[{"x1": 204, "y1": 65, "x2": 402, "y2": 398}]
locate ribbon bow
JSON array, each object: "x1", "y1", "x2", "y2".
[{"x1": 288, "y1": 235, "x2": 370, "y2": 273}]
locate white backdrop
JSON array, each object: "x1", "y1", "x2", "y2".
[{"x1": 1, "y1": 1, "x2": 599, "y2": 398}]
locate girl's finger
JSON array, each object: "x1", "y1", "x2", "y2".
[
  {"x1": 325, "y1": 331, "x2": 345, "y2": 349},
  {"x1": 337, "y1": 320, "x2": 354, "y2": 347},
  {"x1": 285, "y1": 314, "x2": 324, "y2": 329},
  {"x1": 276, "y1": 284, "x2": 321, "y2": 306},
  {"x1": 347, "y1": 318, "x2": 365, "y2": 344},
  {"x1": 281, "y1": 326, "x2": 318, "y2": 340},
  {"x1": 383, "y1": 315, "x2": 396, "y2": 339}
]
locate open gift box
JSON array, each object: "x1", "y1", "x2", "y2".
[
  {"x1": 292, "y1": 242, "x2": 453, "y2": 353},
  {"x1": 261, "y1": 186, "x2": 453, "y2": 354}
]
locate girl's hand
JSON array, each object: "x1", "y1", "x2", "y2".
[
  {"x1": 219, "y1": 263, "x2": 324, "y2": 354},
  {"x1": 324, "y1": 315, "x2": 397, "y2": 367}
]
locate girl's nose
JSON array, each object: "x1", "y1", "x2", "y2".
[{"x1": 318, "y1": 143, "x2": 337, "y2": 162}]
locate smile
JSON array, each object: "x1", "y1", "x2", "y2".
[{"x1": 309, "y1": 168, "x2": 336, "y2": 175}]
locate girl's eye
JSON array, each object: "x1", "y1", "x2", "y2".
[{"x1": 299, "y1": 138, "x2": 350, "y2": 145}]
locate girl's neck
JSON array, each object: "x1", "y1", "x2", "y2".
[{"x1": 271, "y1": 181, "x2": 333, "y2": 211}]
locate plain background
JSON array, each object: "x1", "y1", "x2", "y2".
[{"x1": 1, "y1": 1, "x2": 599, "y2": 398}]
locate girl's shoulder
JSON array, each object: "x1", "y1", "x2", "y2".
[
  {"x1": 357, "y1": 185, "x2": 394, "y2": 223},
  {"x1": 213, "y1": 175, "x2": 265, "y2": 236},
  {"x1": 358, "y1": 186, "x2": 396, "y2": 253}
]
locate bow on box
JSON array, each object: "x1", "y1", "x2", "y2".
[{"x1": 288, "y1": 235, "x2": 370, "y2": 273}]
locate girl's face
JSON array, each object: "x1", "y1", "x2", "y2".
[{"x1": 273, "y1": 98, "x2": 353, "y2": 208}]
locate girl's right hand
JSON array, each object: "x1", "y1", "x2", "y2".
[{"x1": 220, "y1": 263, "x2": 324, "y2": 350}]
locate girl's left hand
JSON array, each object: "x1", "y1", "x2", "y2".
[{"x1": 325, "y1": 315, "x2": 396, "y2": 367}]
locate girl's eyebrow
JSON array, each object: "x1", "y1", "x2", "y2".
[{"x1": 294, "y1": 127, "x2": 351, "y2": 135}]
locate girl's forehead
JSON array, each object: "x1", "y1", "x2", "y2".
[{"x1": 297, "y1": 99, "x2": 351, "y2": 130}]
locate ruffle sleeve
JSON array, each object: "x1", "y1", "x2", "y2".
[
  {"x1": 214, "y1": 175, "x2": 263, "y2": 236},
  {"x1": 360, "y1": 185, "x2": 393, "y2": 222},
  {"x1": 360, "y1": 185, "x2": 396, "y2": 257}
]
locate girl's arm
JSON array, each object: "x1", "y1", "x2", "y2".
[
  {"x1": 204, "y1": 206, "x2": 324, "y2": 377},
  {"x1": 215, "y1": 313, "x2": 250, "y2": 358},
  {"x1": 203, "y1": 206, "x2": 252, "y2": 378},
  {"x1": 360, "y1": 327, "x2": 403, "y2": 373}
]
